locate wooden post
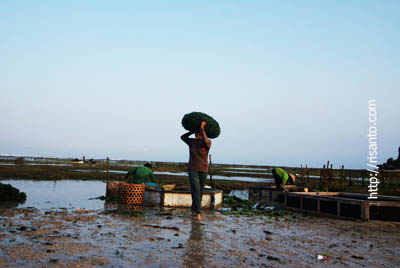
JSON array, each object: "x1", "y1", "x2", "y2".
[
  {"x1": 320, "y1": 168, "x2": 322, "y2": 189},
  {"x1": 209, "y1": 154, "x2": 213, "y2": 186},
  {"x1": 361, "y1": 202, "x2": 369, "y2": 221},
  {"x1": 381, "y1": 167, "x2": 385, "y2": 188},
  {"x1": 326, "y1": 161, "x2": 330, "y2": 182},
  {"x1": 361, "y1": 170, "x2": 365, "y2": 187},
  {"x1": 348, "y1": 169, "x2": 353, "y2": 186},
  {"x1": 340, "y1": 165, "x2": 344, "y2": 187},
  {"x1": 106, "y1": 157, "x2": 110, "y2": 184},
  {"x1": 320, "y1": 165, "x2": 325, "y2": 190},
  {"x1": 301, "y1": 165, "x2": 304, "y2": 184}
]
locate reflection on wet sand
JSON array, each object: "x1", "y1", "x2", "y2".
[{"x1": 183, "y1": 220, "x2": 205, "y2": 268}]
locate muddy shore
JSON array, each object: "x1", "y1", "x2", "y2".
[{"x1": 1, "y1": 207, "x2": 399, "y2": 267}]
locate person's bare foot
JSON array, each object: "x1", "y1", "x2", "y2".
[{"x1": 194, "y1": 213, "x2": 201, "y2": 222}]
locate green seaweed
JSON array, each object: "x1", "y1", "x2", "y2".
[
  {"x1": 182, "y1": 112, "x2": 221, "y2": 139},
  {"x1": 223, "y1": 195, "x2": 292, "y2": 217}
]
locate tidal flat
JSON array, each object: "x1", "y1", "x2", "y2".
[
  {"x1": 1, "y1": 206, "x2": 399, "y2": 267},
  {"x1": 1, "y1": 158, "x2": 400, "y2": 267}
]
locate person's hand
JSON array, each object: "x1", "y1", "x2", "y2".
[{"x1": 200, "y1": 121, "x2": 207, "y2": 128}]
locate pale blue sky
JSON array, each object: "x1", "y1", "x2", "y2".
[{"x1": 1, "y1": 1, "x2": 399, "y2": 168}]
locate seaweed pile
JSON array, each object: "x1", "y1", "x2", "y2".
[
  {"x1": 222, "y1": 195, "x2": 292, "y2": 218},
  {"x1": 182, "y1": 112, "x2": 221, "y2": 139},
  {"x1": 0, "y1": 182, "x2": 27, "y2": 203}
]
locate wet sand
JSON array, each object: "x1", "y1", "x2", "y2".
[{"x1": 1, "y1": 207, "x2": 399, "y2": 268}]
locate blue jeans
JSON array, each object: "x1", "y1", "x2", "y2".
[{"x1": 188, "y1": 169, "x2": 208, "y2": 213}]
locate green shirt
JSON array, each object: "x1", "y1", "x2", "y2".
[
  {"x1": 273, "y1": 168, "x2": 289, "y2": 186},
  {"x1": 126, "y1": 166, "x2": 155, "y2": 184}
]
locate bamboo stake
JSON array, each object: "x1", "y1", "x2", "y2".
[
  {"x1": 107, "y1": 156, "x2": 110, "y2": 184},
  {"x1": 209, "y1": 154, "x2": 213, "y2": 186},
  {"x1": 340, "y1": 165, "x2": 344, "y2": 187}
]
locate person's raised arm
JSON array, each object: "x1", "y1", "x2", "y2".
[
  {"x1": 199, "y1": 121, "x2": 211, "y2": 148},
  {"x1": 181, "y1": 131, "x2": 194, "y2": 145}
]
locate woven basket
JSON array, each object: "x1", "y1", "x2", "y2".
[{"x1": 118, "y1": 183, "x2": 145, "y2": 205}]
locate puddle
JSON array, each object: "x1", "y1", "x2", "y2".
[
  {"x1": 218, "y1": 170, "x2": 272, "y2": 175},
  {"x1": 73, "y1": 170, "x2": 275, "y2": 183},
  {"x1": 156, "y1": 172, "x2": 274, "y2": 183},
  {"x1": 221, "y1": 167, "x2": 270, "y2": 171},
  {"x1": 210, "y1": 175, "x2": 273, "y2": 183},
  {"x1": 0, "y1": 163, "x2": 80, "y2": 167},
  {"x1": 229, "y1": 189, "x2": 249, "y2": 200},
  {"x1": 0, "y1": 180, "x2": 106, "y2": 210}
]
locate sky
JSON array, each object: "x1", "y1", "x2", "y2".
[{"x1": 1, "y1": 1, "x2": 399, "y2": 168}]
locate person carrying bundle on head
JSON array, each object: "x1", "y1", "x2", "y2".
[
  {"x1": 125, "y1": 163, "x2": 157, "y2": 186},
  {"x1": 181, "y1": 111, "x2": 220, "y2": 222},
  {"x1": 272, "y1": 167, "x2": 296, "y2": 192},
  {"x1": 181, "y1": 121, "x2": 211, "y2": 222}
]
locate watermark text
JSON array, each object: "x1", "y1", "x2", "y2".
[{"x1": 367, "y1": 100, "x2": 379, "y2": 199}]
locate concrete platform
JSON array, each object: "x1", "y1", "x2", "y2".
[{"x1": 144, "y1": 185, "x2": 223, "y2": 209}]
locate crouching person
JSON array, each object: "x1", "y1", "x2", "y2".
[
  {"x1": 272, "y1": 167, "x2": 296, "y2": 192},
  {"x1": 125, "y1": 163, "x2": 157, "y2": 187}
]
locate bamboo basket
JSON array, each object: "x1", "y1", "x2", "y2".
[{"x1": 118, "y1": 183, "x2": 145, "y2": 205}]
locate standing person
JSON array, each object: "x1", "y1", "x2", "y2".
[
  {"x1": 125, "y1": 163, "x2": 156, "y2": 185},
  {"x1": 272, "y1": 167, "x2": 296, "y2": 192},
  {"x1": 181, "y1": 121, "x2": 211, "y2": 222}
]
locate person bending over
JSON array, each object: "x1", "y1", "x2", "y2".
[
  {"x1": 125, "y1": 163, "x2": 156, "y2": 185},
  {"x1": 272, "y1": 167, "x2": 296, "y2": 192}
]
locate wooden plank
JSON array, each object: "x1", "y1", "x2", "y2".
[
  {"x1": 369, "y1": 201, "x2": 400, "y2": 207},
  {"x1": 361, "y1": 202, "x2": 369, "y2": 221}
]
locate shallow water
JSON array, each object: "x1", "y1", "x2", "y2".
[
  {"x1": 72, "y1": 170, "x2": 275, "y2": 183},
  {"x1": 156, "y1": 171, "x2": 274, "y2": 183},
  {"x1": 1, "y1": 180, "x2": 106, "y2": 210},
  {"x1": 229, "y1": 189, "x2": 249, "y2": 200},
  {"x1": 217, "y1": 170, "x2": 272, "y2": 175},
  {"x1": 221, "y1": 167, "x2": 270, "y2": 171}
]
